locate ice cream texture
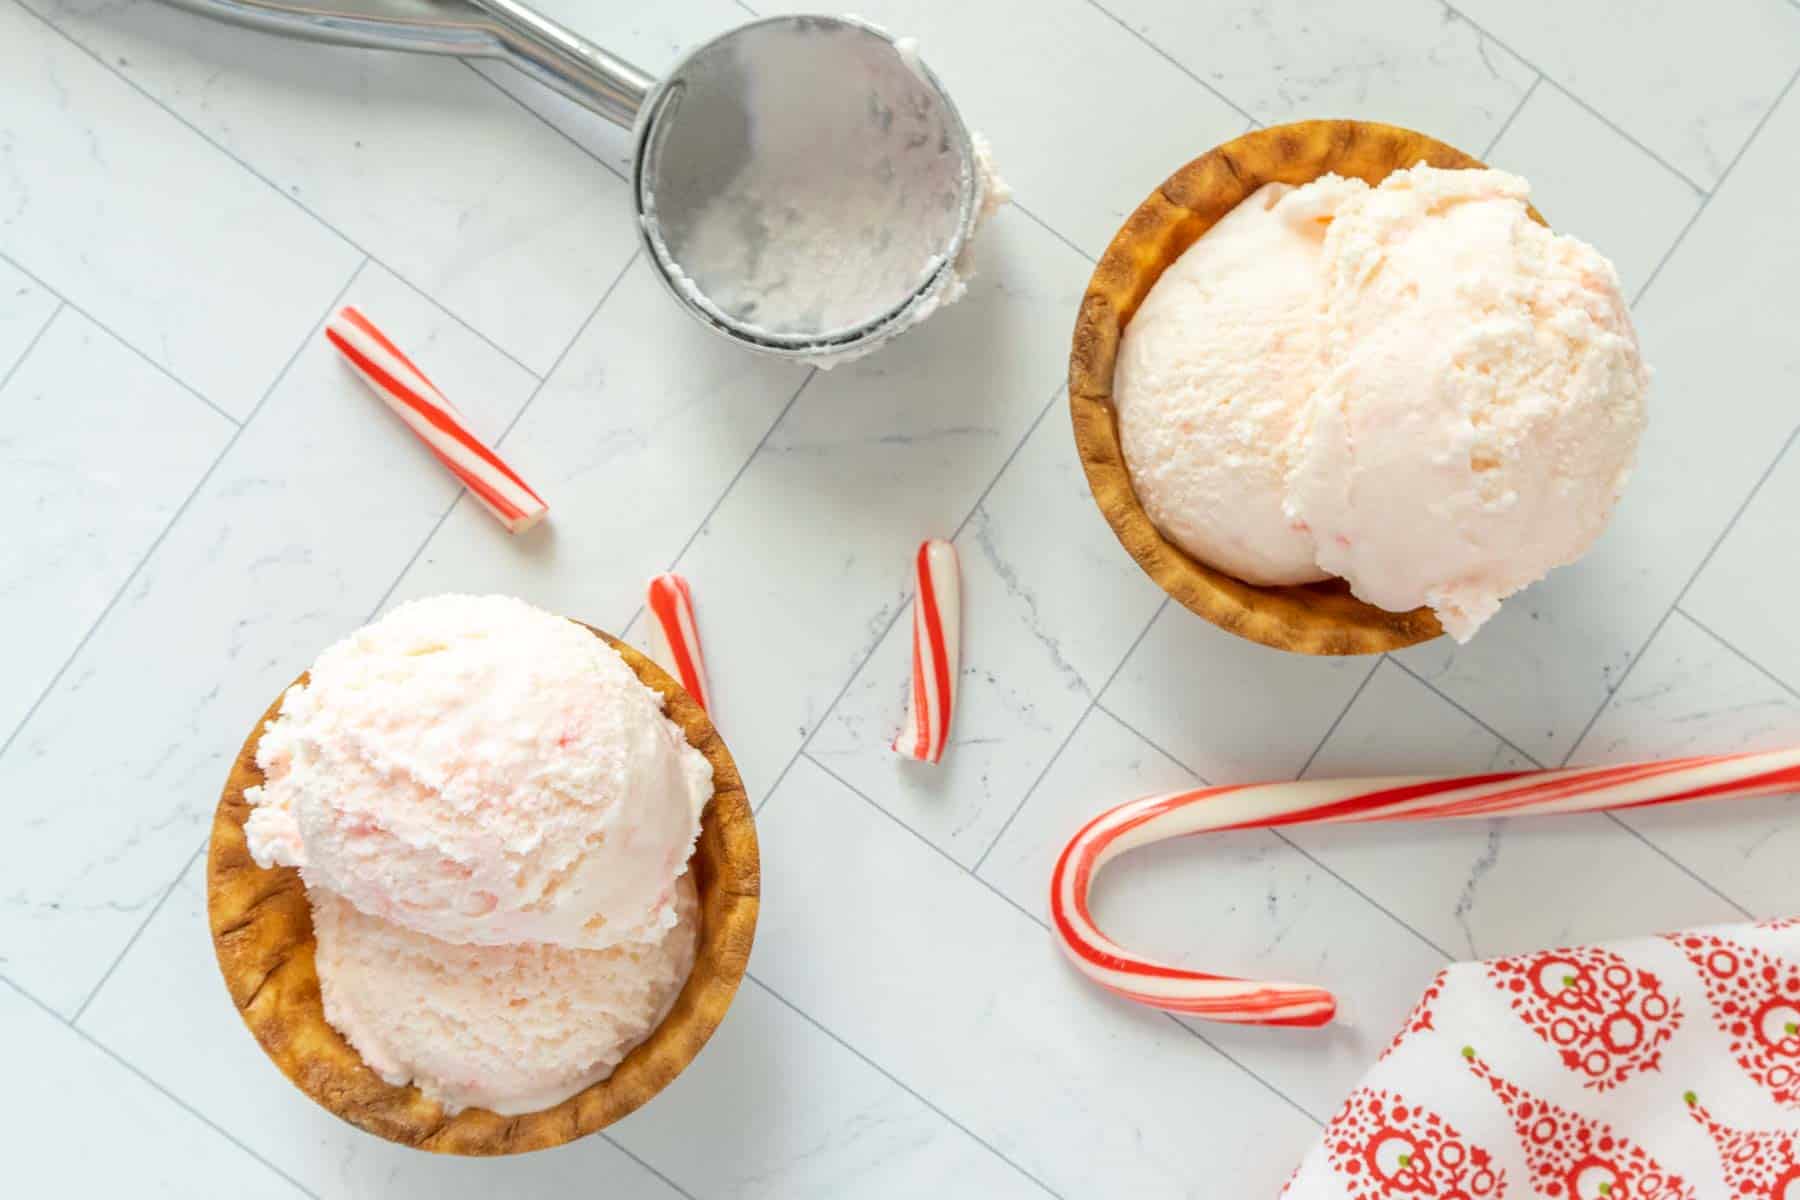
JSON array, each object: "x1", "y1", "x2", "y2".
[
  {"x1": 311, "y1": 877, "x2": 701, "y2": 1117},
  {"x1": 245, "y1": 593, "x2": 711, "y2": 951},
  {"x1": 1290, "y1": 166, "x2": 1647, "y2": 640},
  {"x1": 1114, "y1": 165, "x2": 1648, "y2": 640},
  {"x1": 1114, "y1": 176, "x2": 1367, "y2": 585},
  {"x1": 244, "y1": 594, "x2": 713, "y2": 1115}
]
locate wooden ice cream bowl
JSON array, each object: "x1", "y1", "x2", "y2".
[
  {"x1": 207, "y1": 624, "x2": 758, "y2": 1155},
  {"x1": 1069, "y1": 119, "x2": 1543, "y2": 655}
]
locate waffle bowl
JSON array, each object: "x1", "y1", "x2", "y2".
[
  {"x1": 207, "y1": 624, "x2": 758, "y2": 1155},
  {"x1": 1070, "y1": 119, "x2": 1525, "y2": 655}
]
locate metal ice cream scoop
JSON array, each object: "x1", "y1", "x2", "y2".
[{"x1": 160, "y1": 0, "x2": 983, "y2": 364}]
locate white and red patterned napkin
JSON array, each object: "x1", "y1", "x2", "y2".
[{"x1": 1283, "y1": 918, "x2": 1800, "y2": 1199}]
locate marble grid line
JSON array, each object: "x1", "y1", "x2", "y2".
[
  {"x1": 1097, "y1": 698, "x2": 1459, "y2": 966},
  {"x1": 3, "y1": 976, "x2": 320, "y2": 1199},
  {"x1": 16, "y1": 0, "x2": 547, "y2": 387},
  {"x1": 1603, "y1": 810, "x2": 1755, "y2": 921},
  {"x1": 1008, "y1": 201, "x2": 1098, "y2": 266},
  {"x1": 1479, "y1": 72, "x2": 1543, "y2": 160},
  {"x1": 1077, "y1": 0, "x2": 1260, "y2": 127},
  {"x1": 798, "y1": 749, "x2": 1324, "y2": 1129},
  {"x1": 71, "y1": 840, "x2": 208, "y2": 1026},
  {"x1": 608, "y1": 1136, "x2": 701, "y2": 1200},
  {"x1": 750, "y1": 382, "x2": 1070, "y2": 816},
  {"x1": 0, "y1": 251, "x2": 243, "y2": 429},
  {"x1": 970, "y1": 595, "x2": 1171, "y2": 874},
  {"x1": 0, "y1": 259, "x2": 370, "y2": 762},
  {"x1": 1562, "y1": 419, "x2": 1800, "y2": 768},
  {"x1": 1386, "y1": 657, "x2": 1544, "y2": 768},
  {"x1": 1676, "y1": 605, "x2": 1800, "y2": 706},
  {"x1": 1292, "y1": 656, "x2": 1384, "y2": 782},
  {"x1": 1440, "y1": 3, "x2": 1712, "y2": 198},
  {"x1": 0, "y1": 293, "x2": 61, "y2": 395},
  {"x1": 459, "y1": 59, "x2": 629, "y2": 185},
  {"x1": 1628, "y1": 63, "x2": 1800, "y2": 308},
  {"x1": 608, "y1": 367, "x2": 824, "y2": 648},
  {"x1": 745, "y1": 975, "x2": 1065, "y2": 1199},
  {"x1": 661, "y1": 368, "x2": 820, "y2": 576}
]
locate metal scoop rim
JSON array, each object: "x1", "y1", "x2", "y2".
[{"x1": 630, "y1": 14, "x2": 982, "y2": 358}]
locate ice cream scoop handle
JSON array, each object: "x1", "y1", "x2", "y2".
[
  {"x1": 156, "y1": 0, "x2": 651, "y2": 129},
  {"x1": 463, "y1": 0, "x2": 651, "y2": 127},
  {"x1": 1049, "y1": 748, "x2": 1800, "y2": 1027}
]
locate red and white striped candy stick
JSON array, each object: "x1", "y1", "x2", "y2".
[
  {"x1": 893, "y1": 539, "x2": 960, "y2": 764},
  {"x1": 325, "y1": 306, "x2": 547, "y2": 534},
  {"x1": 645, "y1": 573, "x2": 711, "y2": 712},
  {"x1": 1051, "y1": 747, "x2": 1800, "y2": 1027}
]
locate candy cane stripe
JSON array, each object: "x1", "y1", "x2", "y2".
[
  {"x1": 645, "y1": 573, "x2": 711, "y2": 712},
  {"x1": 1050, "y1": 747, "x2": 1800, "y2": 1026},
  {"x1": 325, "y1": 307, "x2": 546, "y2": 534},
  {"x1": 329, "y1": 337, "x2": 524, "y2": 525},
  {"x1": 894, "y1": 540, "x2": 960, "y2": 764},
  {"x1": 327, "y1": 327, "x2": 540, "y2": 502},
  {"x1": 336, "y1": 305, "x2": 448, "y2": 400}
]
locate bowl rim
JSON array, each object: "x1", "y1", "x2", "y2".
[
  {"x1": 1066, "y1": 118, "x2": 1511, "y2": 655},
  {"x1": 206, "y1": 621, "x2": 758, "y2": 1155}
]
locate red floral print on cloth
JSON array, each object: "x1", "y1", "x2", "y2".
[
  {"x1": 1486, "y1": 946, "x2": 1682, "y2": 1091},
  {"x1": 1684, "y1": 1093, "x2": 1800, "y2": 1198},
  {"x1": 1319, "y1": 1088, "x2": 1506, "y2": 1199},
  {"x1": 1383, "y1": 970, "x2": 1451, "y2": 1061},
  {"x1": 1463, "y1": 1048, "x2": 1693, "y2": 1199},
  {"x1": 1667, "y1": 933, "x2": 1800, "y2": 1109}
]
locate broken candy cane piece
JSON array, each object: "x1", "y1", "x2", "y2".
[
  {"x1": 325, "y1": 306, "x2": 547, "y2": 533},
  {"x1": 893, "y1": 539, "x2": 960, "y2": 763},
  {"x1": 645, "y1": 573, "x2": 711, "y2": 712},
  {"x1": 1051, "y1": 747, "x2": 1800, "y2": 1026}
]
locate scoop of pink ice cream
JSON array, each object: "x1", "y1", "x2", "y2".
[
  {"x1": 1286, "y1": 166, "x2": 1648, "y2": 640},
  {"x1": 311, "y1": 876, "x2": 700, "y2": 1115},
  {"x1": 244, "y1": 594, "x2": 711, "y2": 950},
  {"x1": 1114, "y1": 176, "x2": 1368, "y2": 586}
]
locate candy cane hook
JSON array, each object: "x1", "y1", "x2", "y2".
[{"x1": 1050, "y1": 748, "x2": 1800, "y2": 1026}]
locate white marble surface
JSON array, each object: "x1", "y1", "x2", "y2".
[{"x1": 2, "y1": 1, "x2": 1796, "y2": 1195}]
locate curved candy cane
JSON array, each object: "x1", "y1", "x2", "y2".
[{"x1": 1051, "y1": 747, "x2": 1800, "y2": 1026}]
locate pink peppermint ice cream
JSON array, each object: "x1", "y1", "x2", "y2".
[
  {"x1": 310, "y1": 877, "x2": 700, "y2": 1116},
  {"x1": 1115, "y1": 176, "x2": 1367, "y2": 586},
  {"x1": 243, "y1": 594, "x2": 713, "y2": 1114},
  {"x1": 1115, "y1": 164, "x2": 1647, "y2": 640},
  {"x1": 1289, "y1": 166, "x2": 1648, "y2": 640},
  {"x1": 245, "y1": 593, "x2": 710, "y2": 950}
]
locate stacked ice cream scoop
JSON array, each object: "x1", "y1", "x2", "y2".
[
  {"x1": 1114, "y1": 164, "x2": 1649, "y2": 641},
  {"x1": 244, "y1": 594, "x2": 713, "y2": 1115}
]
